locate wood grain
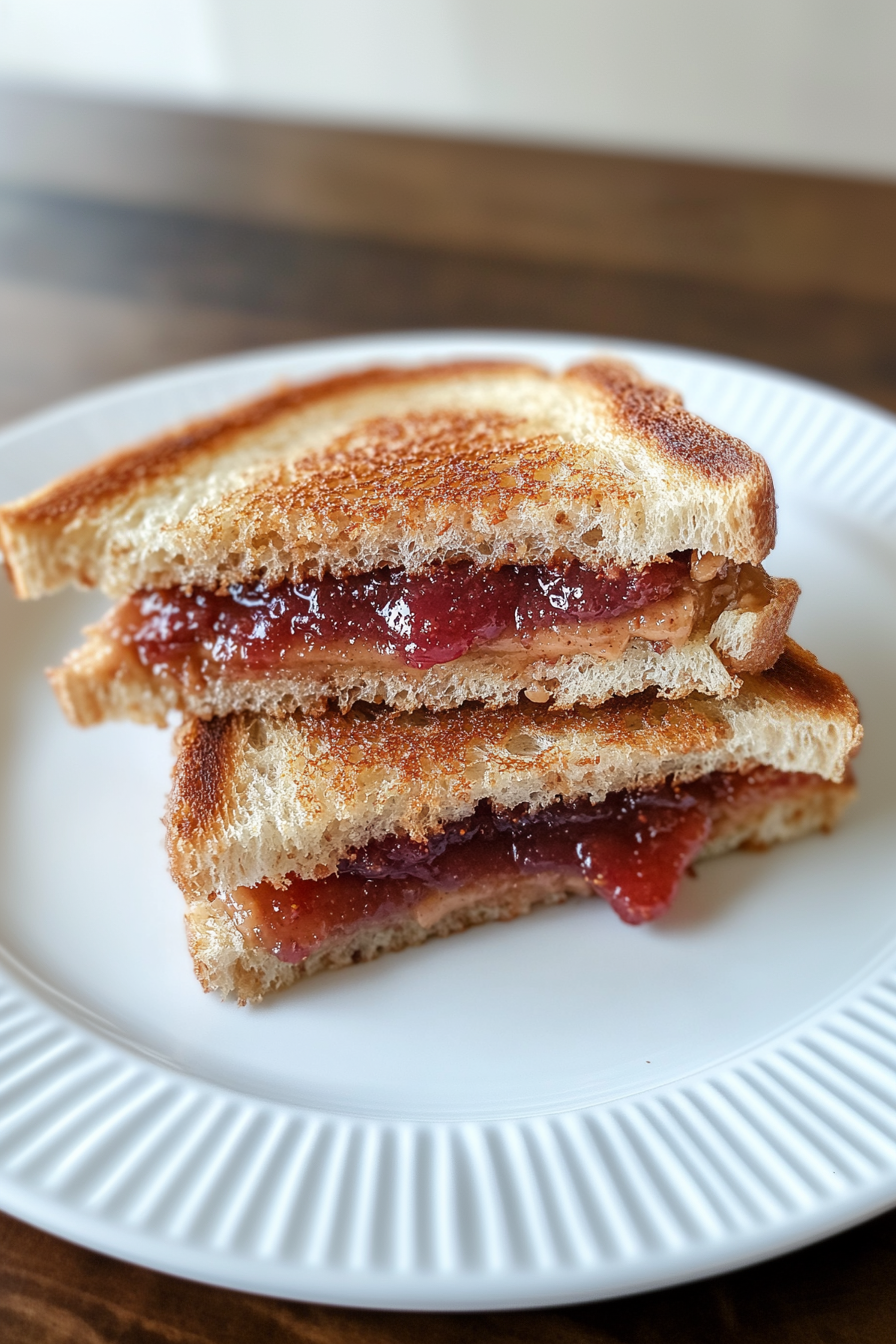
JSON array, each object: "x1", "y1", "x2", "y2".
[
  {"x1": 3, "y1": 1205, "x2": 896, "y2": 1343},
  {"x1": 3, "y1": 84, "x2": 896, "y2": 305},
  {"x1": 1, "y1": 98, "x2": 896, "y2": 1339},
  {"x1": 2, "y1": 183, "x2": 896, "y2": 426}
]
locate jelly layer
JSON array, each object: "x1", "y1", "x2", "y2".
[
  {"x1": 113, "y1": 557, "x2": 704, "y2": 675},
  {"x1": 221, "y1": 767, "x2": 809, "y2": 964}
]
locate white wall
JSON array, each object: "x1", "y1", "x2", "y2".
[{"x1": 1, "y1": 0, "x2": 894, "y2": 180}]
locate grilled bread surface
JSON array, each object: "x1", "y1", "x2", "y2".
[
  {"x1": 0, "y1": 358, "x2": 776, "y2": 599},
  {"x1": 167, "y1": 640, "x2": 862, "y2": 903}
]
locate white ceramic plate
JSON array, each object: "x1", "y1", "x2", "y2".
[{"x1": 0, "y1": 331, "x2": 894, "y2": 1310}]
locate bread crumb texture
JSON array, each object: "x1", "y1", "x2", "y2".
[
  {"x1": 166, "y1": 640, "x2": 861, "y2": 900},
  {"x1": 0, "y1": 359, "x2": 775, "y2": 597}
]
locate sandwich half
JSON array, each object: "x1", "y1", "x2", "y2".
[
  {"x1": 167, "y1": 640, "x2": 862, "y2": 1003},
  {"x1": 0, "y1": 358, "x2": 798, "y2": 722}
]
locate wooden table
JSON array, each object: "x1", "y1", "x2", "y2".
[{"x1": 2, "y1": 112, "x2": 896, "y2": 1340}]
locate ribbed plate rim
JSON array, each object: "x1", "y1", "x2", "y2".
[{"x1": 0, "y1": 330, "x2": 894, "y2": 1309}]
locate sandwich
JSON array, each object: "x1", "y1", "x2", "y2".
[
  {"x1": 0, "y1": 358, "x2": 799, "y2": 723},
  {"x1": 167, "y1": 640, "x2": 862, "y2": 1003}
]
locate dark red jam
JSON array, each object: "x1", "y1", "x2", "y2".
[
  {"x1": 118, "y1": 557, "x2": 690, "y2": 673},
  {"x1": 223, "y1": 768, "x2": 808, "y2": 964}
]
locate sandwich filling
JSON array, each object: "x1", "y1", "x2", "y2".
[
  {"x1": 111, "y1": 552, "x2": 772, "y2": 684},
  {"x1": 218, "y1": 766, "x2": 816, "y2": 964}
]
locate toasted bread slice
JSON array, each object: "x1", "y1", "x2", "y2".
[
  {"x1": 0, "y1": 358, "x2": 776, "y2": 600},
  {"x1": 168, "y1": 640, "x2": 861, "y2": 900}
]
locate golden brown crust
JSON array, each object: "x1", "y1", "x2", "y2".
[
  {"x1": 171, "y1": 639, "x2": 855, "y2": 838},
  {"x1": 167, "y1": 716, "x2": 235, "y2": 842},
  {"x1": 217, "y1": 407, "x2": 630, "y2": 564},
  {"x1": 3, "y1": 361, "x2": 534, "y2": 529},
  {"x1": 568, "y1": 361, "x2": 753, "y2": 481},
  {"x1": 169, "y1": 694, "x2": 711, "y2": 855},
  {"x1": 568, "y1": 360, "x2": 777, "y2": 556},
  {"x1": 165, "y1": 639, "x2": 862, "y2": 900},
  {"x1": 1, "y1": 355, "x2": 779, "y2": 599},
  {"x1": 757, "y1": 638, "x2": 862, "y2": 723}
]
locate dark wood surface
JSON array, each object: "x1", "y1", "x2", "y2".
[
  {"x1": 2, "y1": 130, "x2": 896, "y2": 1341},
  {"x1": 6, "y1": 83, "x2": 896, "y2": 306}
]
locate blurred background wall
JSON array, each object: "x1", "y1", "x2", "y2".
[
  {"x1": 0, "y1": 0, "x2": 895, "y2": 428},
  {"x1": 2, "y1": 0, "x2": 896, "y2": 179}
]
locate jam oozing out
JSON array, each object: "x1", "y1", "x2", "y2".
[
  {"x1": 117, "y1": 557, "x2": 691, "y2": 673},
  {"x1": 223, "y1": 770, "x2": 804, "y2": 964}
]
